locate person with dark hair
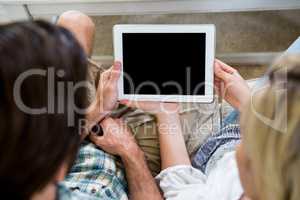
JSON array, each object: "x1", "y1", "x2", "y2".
[
  {"x1": 0, "y1": 17, "x2": 163, "y2": 199},
  {"x1": 0, "y1": 20, "x2": 88, "y2": 199}
]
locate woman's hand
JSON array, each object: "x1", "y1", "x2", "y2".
[
  {"x1": 119, "y1": 100, "x2": 181, "y2": 131},
  {"x1": 89, "y1": 117, "x2": 141, "y2": 158},
  {"x1": 214, "y1": 59, "x2": 250, "y2": 111},
  {"x1": 120, "y1": 100, "x2": 180, "y2": 118}
]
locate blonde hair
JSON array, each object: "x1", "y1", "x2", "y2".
[{"x1": 242, "y1": 55, "x2": 300, "y2": 200}]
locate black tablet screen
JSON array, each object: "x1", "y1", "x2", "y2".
[{"x1": 122, "y1": 33, "x2": 206, "y2": 95}]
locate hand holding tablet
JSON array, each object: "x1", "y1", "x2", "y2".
[{"x1": 113, "y1": 24, "x2": 215, "y2": 103}]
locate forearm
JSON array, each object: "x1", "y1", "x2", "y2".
[
  {"x1": 121, "y1": 149, "x2": 163, "y2": 200},
  {"x1": 156, "y1": 113, "x2": 191, "y2": 170}
]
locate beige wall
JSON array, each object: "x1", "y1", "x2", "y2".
[{"x1": 91, "y1": 10, "x2": 300, "y2": 56}]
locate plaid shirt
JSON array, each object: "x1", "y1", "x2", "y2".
[{"x1": 58, "y1": 140, "x2": 128, "y2": 200}]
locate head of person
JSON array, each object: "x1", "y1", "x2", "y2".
[
  {"x1": 0, "y1": 20, "x2": 88, "y2": 199},
  {"x1": 236, "y1": 55, "x2": 300, "y2": 200}
]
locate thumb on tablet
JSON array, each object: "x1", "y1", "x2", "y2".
[{"x1": 110, "y1": 61, "x2": 121, "y2": 82}]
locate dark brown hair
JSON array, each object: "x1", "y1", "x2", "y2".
[{"x1": 0, "y1": 20, "x2": 88, "y2": 199}]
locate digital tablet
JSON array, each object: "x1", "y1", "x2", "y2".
[{"x1": 113, "y1": 24, "x2": 215, "y2": 102}]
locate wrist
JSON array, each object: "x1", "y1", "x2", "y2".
[
  {"x1": 237, "y1": 90, "x2": 251, "y2": 112},
  {"x1": 120, "y1": 144, "x2": 144, "y2": 163},
  {"x1": 156, "y1": 112, "x2": 180, "y2": 123},
  {"x1": 155, "y1": 103, "x2": 180, "y2": 117}
]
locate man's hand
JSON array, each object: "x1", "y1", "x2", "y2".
[
  {"x1": 89, "y1": 117, "x2": 163, "y2": 200},
  {"x1": 214, "y1": 59, "x2": 250, "y2": 111},
  {"x1": 89, "y1": 117, "x2": 141, "y2": 158}
]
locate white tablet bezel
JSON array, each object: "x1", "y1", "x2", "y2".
[{"x1": 113, "y1": 24, "x2": 215, "y2": 103}]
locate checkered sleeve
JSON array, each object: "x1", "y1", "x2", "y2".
[{"x1": 60, "y1": 140, "x2": 128, "y2": 200}]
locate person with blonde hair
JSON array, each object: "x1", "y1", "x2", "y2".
[{"x1": 237, "y1": 55, "x2": 300, "y2": 200}]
